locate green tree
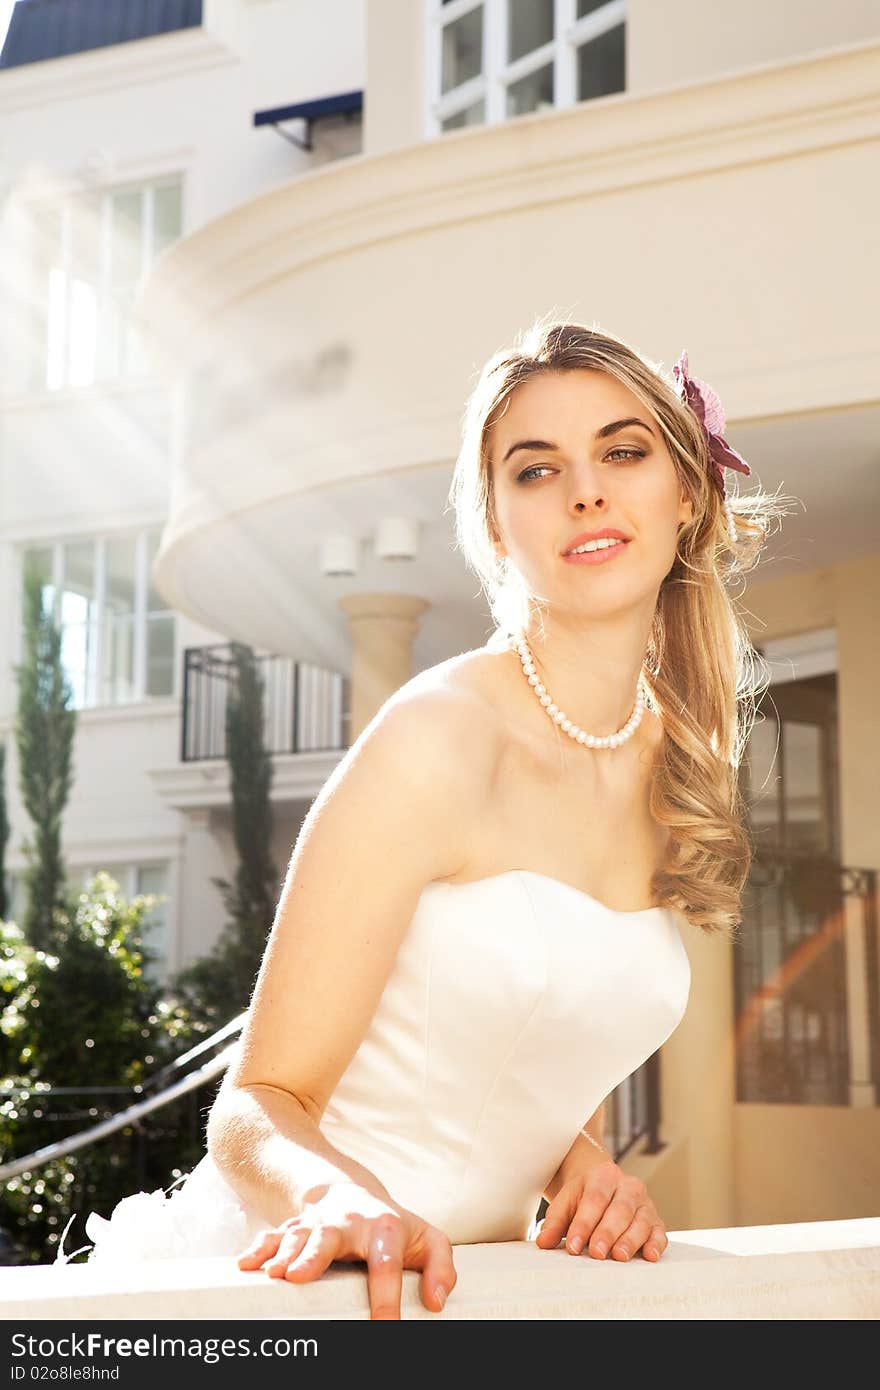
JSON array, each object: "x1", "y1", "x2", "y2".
[
  {"x1": 14, "y1": 570, "x2": 76, "y2": 949},
  {"x1": 0, "y1": 874, "x2": 206, "y2": 1264},
  {"x1": 174, "y1": 643, "x2": 278, "y2": 1025}
]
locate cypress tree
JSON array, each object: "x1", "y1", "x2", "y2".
[
  {"x1": 14, "y1": 569, "x2": 76, "y2": 948},
  {"x1": 174, "y1": 642, "x2": 278, "y2": 1023}
]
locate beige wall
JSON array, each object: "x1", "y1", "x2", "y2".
[
  {"x1": 735, "y1": 1104, "x2": 880, "y2": 1224},
  {"x1": 364, "y1": 0, "x2": 880, "y2": 156},
  {"x1": 630, "y1": 0, "x2": 880, "y2": 89}
]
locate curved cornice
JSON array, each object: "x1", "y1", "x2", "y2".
[{"x1": 140, "y1": 36, "x2": 880, "y2": 351}]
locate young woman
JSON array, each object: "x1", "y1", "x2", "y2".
[{"x1": 84, "y1": 320, "x2": 787, "y2": 1319}]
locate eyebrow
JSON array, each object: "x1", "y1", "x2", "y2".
[{"x1": 501, "y1": 417, "x2": 656, "y2": 464}]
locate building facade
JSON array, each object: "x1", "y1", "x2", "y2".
[{"x1": 1, "y1": 0, "x2": 879, "y2": 1230}]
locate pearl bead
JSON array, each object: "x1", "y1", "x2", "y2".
[{"x1": 513, "y1": 633, "x2": 647, "y2": 751}]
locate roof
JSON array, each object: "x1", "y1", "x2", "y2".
[{"x1": 0, "y1": 0, "x2": 203, "y2": 70}]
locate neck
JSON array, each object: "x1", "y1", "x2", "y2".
[{"x1": 516, "y1": 606, "x2": 654, "y2": 737}]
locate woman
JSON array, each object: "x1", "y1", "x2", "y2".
[{"x1": 84, "y1": 320, "x2": 787, "y2": 1319}]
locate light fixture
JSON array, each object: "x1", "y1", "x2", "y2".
[
  {"x1": 319, "y1": 535, "x2": 360, "y2": 576},
  {"x1": 374, "y1": 517, "x2": 419, "y2": 561}
]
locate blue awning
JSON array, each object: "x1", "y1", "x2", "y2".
[{"x1": 253, "y1": 89, "x2": 363, "y2": 151}]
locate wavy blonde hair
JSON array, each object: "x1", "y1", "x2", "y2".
[{"x1": 447, "y1": 318, "x2": 796, "y2": 938}]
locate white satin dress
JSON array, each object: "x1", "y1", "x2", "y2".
[{"x1": 83, "y1": 871, "x2": 691, "y2": 1262}]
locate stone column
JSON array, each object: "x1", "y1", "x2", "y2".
[{"x1": 338, "y1": 593, "x2": 430, "y2": 741}]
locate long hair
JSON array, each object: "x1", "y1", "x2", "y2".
[{"x1": 447, "y1": 318, "x2": 796, "y2": 937}]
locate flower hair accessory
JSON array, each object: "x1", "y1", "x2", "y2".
[{"x1": 672, "y1": 350, "x2": 751, "y2": 544}]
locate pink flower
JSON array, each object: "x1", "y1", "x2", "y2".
[{"x1": 672, "y1": 351, "x2": 751, "y2": 496}]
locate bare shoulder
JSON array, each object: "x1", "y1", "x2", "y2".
[{"x1": 367, "y1": 647, "x2": 508, "y2": 787}]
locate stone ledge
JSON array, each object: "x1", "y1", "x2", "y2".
[{"x1": 2, "y1": 1218, "x2": 878, "y2": 1321}]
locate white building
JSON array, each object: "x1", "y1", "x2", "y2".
[
  {"x1": 0, "y1": 0, "x2": 365, "y2": 975},
  {"x1": 1, "y1": 0, "x2": 879, "y2": 1232}
]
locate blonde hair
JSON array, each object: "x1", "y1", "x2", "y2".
[{"x1": 447, "y1": 318, "x2": 797, "y2": 937}]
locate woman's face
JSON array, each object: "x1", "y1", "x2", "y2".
[{"x1": 487, "y1": 369, "x2": 693, "y2": 616}]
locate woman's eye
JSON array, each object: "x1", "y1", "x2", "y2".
[
  {"x1": 606, "y1": 448, "x2": 646, "y2": 462},
  {"x1": 517, "y1": 449, "x2": 645, "y2": 482}
]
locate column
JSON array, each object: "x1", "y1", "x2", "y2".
[{"x1": 337, "y1": 592, "x2": 430, "y2": 741}]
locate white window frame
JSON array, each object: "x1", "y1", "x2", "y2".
[
  {"x1": 76, "y1": 860, "x2": 175, "y2": 983},
  {"x1": 425, "y1": 0, "x2": 626, "y2": 136},
  {"x1": 17, "y1": 529, "x2": 177, "y2": 709},
  {"x1": 22, "y1": 175, "x2": 182, "y2": 395}
]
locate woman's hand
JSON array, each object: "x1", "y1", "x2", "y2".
[
  {"x1": 535, "y1": 1161, "x2": 668, "y2": 1262},
  {"x1": 236, "y1": 1181, "x2": 457, "y2": 1319}
]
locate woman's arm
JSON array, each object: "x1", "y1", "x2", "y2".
[
  {"x1": 207, "y1": 683, "x2": 500, "y2": 1224},
  {"x1": 543, "y1": 1102, "x2": 610, "y2": 1203}
]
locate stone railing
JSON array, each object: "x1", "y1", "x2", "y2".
[{"x1": 2, "y1": 1217, "x2": 878, "y2": 1320}]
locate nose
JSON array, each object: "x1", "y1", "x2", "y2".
[{"x1": 568, "y1": 461, "x2": 607, "y2": 513}]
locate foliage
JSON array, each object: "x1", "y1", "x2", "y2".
[
  {"x1": 14, "y1": 570, "x2": 76, "y2": 950},
  {"x1": 0, "y1": 874, "x2": 209, "y2": 1265},
  {"x1": 174, "y1": 643, "x2": 278, "y2": 1027}
]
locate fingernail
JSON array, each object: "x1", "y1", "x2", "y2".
[
  {"x1": 593, "y1": 1242, "x2": 608, "y2": 1257},
  {"x1": 568, "y1": 1235, "x2": 583, "y2": 1254},
  {"x1": 436, "y1": 1286, "x2": 447, "y2": 1309}
]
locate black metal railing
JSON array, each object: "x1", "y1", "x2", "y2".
[
  {"x1": 608, "y1": 1050, "x2": 662, "y2": 1161},
  {"x1": 734, "y1": 851, "x2": 879, "y2": 1105},
  {"x1": 181, "y1": 644, "x2": 350, "y2": 762}
]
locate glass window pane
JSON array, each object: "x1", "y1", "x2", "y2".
[
  {"x1": 136, "y1": 863, "x2": 169, "y2": 979},
  {"x1": 506, "y1": 62, "x2": 554, "y2": 118},
  {"x1": 577, "y1": 0, "x2": 613, "y2": 16},
  {"x1": 783, "y1": 722, "x2": 825, "y2": 851},
  {"x1": 146, "y1": 615, "x2": 175, "y2": 697},
  {"x1": 61, "y1": 542, "x2": 97, "y2": 707},
  {"x1": 441, "y1": 99, "x2": 486, "y2": 131},
  {"x1": 111, "y1": 190, "x2": 143, "y2": 288},
  {"x1": 508, "y1": 0, "x2": 553, "y2": 63},
  {"x1": 67, "y1": 195, "x2": 101, "y2": 388},
  {"x1": 441, "y1": 6, "x2": 483, "y2": 94},
  {"x1": 102, "y1": 536, "x2": 138, "y2": 704},
  {"x1": 577, "y1": 21, "x2": 625, "y2": 101},
  {"x1": 152, "y1": 184, "x2": 182, "y2": 260},
  {"x1": 145, "y1": 533, "x2": 169, "y2": 615},
  {"x1": 745, "y1": 713, "x2": 781, "y2": 849}
]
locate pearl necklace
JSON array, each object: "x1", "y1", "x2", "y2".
[{"x1": 514, "y1": 634, "x2": 647, "y2": 750}]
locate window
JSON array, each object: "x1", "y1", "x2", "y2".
[
  {"x1": 76, "y1": 863, "x2": 171, "y2": 982},
  {"x1": 4, "y1": 864, "x2": 171, "y2": 979},
  {"x1": 20, "y1": 178, "x2": 182, "y2": 393},
  {"x1": 428, "y1": 0, "x2": 625, "y2": 134},
  {"x1": 21, "y1": 531, "x2": 176, "y2": 708}
]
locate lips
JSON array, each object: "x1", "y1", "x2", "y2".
[{"x1": 563, "y1": 527, "x2": 632, "y2": 555}]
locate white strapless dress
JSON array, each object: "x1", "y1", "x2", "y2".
[{"x1": 82, "y1": 871, "x2": 691, "y2": 1262}]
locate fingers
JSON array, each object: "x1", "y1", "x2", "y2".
[
  {"x1": 277, "y1": 1224, "x2": 342, "y2": 1282},
  {"x1": 418, "y1": 1226, "x2": 457, "y2": 1313},
  {"x1": 533, "y1": 1183, "x2": 582, "y2": 1248},
  {"x1": 237, "y1": 1227, "x2": 286, "y2": 1269},
  {"x1": 642, "y1": 1224, "x2": 669, "y2": 1261},
  {"x1": 584, "y1": 1179, "x2": 661, "y2": 1261},
  {"x1": 365, "y1": 1218, "x2": 407, "y2": 1320},
  {"x1": 536, "y1": 1164, "x2": 617, "y2": 1252}
]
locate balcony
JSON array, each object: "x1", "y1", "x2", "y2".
[
  {"x1": 5, "y1": 1218, "x2": 879, "y2": 1319},
  {"x1": 734, "y1": 851, "x2": 880, "y2": 1108}
]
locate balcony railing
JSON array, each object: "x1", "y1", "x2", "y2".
[
  {"x1": 734, "y1": 850, "x2": 879, "y2": 1105},
  {"x1": 181, "y1": 644, "x2": 350, "y2": 762}
]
